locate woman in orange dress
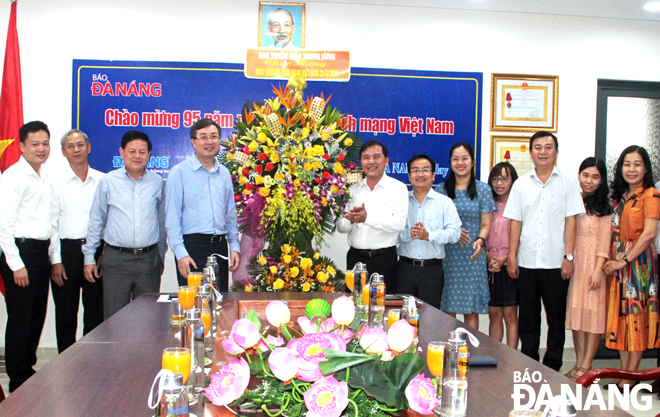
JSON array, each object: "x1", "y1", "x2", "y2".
[
  {"x1": 564, "y1": 157, "x2": 612, "y2": 381},
  {"x1": 603, "y1": 145, "x2": 660, "y2": 391}
]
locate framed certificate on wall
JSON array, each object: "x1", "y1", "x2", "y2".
[
  {"x1": 490, "y1": 73, "x2": 559, "y2": 132},
  {"x1": 490, "y1": 135, "x2": 535, "y2": 176}
]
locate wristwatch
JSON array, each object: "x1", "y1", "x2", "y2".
[{"x1": 564, "y1": 254, "x2": 574, "y2": 262}]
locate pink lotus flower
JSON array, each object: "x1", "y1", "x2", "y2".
[
  {"x1": 387, "y1": 319, "x2": 415, "y2": 352},
  {"x1": 303, "y1": 376, "x2": 349, "y2": 417},
  {"x1": 268, "y1": 347, "x2": 299, "y2": 381},
  {"x1": 222, "y1": 333, "x2": 245, "y2": 355},
  {"x1": 405, "y1": 374, "x2": 440, "y2": 415},
  {"x1": 331, "y1": 295, "x2": 355, "y2": 325},
  {"x1": 359, "y1": 327, "x2": 388, "y2": 354},
  {"x1": 287, "y1": 332, "x2": 346, "y2": 382},
  {"x1": 298, "y1": 317, "x2": 354, "y2": 342},
  {"x1": 266, "y1": 300, "x2": 290, "y2": 327},
  {"x1": 257, "y1": 334, "x2": 285, "y2": 352},
  {"x1": 204, "y1": 357, "x2": 250, "y2": 406},
  {"x1": 231, "y1": 319, "x2": 260, "y2": 349}
]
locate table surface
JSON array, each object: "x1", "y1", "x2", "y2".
[{"x1": 0, "y1": 292, "x2": 635, "y2": 417}]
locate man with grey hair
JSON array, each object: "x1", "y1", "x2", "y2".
[
  {"x1": 50, "y1": 129, "x2": 104, "y2": 353},
  {"x1": 267, "y1": 8, "x2": 298, "y2": 49}
]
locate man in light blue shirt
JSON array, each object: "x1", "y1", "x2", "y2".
[
  {"x1": 398, "y1": 154, "x2": 461, "y2": 308},
  {"x1": 166, "y1": 118, "x2": 240, "y2": 290},
  {"x1": 82, "y1": 131, "x2": 167, "y2": 319}
]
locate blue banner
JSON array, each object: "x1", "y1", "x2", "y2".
[{"x1": 73, "y1": 60, "x2": 482, "y2": 184}]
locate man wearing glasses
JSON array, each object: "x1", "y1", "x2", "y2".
[
  {"x1": 166, "y1": 118, "x2": 240, "y2": 290},
  {"x1": 397, "y1": 154, "x2": 461, "y2": 308}
]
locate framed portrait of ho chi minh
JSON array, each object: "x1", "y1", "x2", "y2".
[
  {"x1": 490, "y1": 73, "x2": 559, "y2": 132},
  {"x1": 259, "y1": 2, "x2": 306, "y2": 49}
]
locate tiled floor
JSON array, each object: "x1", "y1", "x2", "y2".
[{"x1": 0, "y1": 348, "x2": 658, "y2": 416}]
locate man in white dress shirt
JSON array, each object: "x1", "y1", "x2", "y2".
[
  {"x1": 397, "y1": 154, "x2": 461, "y2": 308},
  {"x1": 503, "y1": 131, "x2": 585, "y2": 372},
  {"x1": 0, "y1": 121, "x2": 59, "y2": 392},
  {"x1": 337, "y1": 140, "x2": 408, "y2": 292},
  {"x1": 50, "y1": 129, "x2": 104, "y2": 353}
]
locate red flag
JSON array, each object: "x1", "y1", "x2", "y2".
[{"x1": 0, "y1": 0, "x2": 24, "y2": 296}]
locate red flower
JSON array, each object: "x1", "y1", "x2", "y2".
[
  {"x1": 337, "y1": 154, "x2": 345, "y2": 162},
  {"x1": 242, "y1": 146, "x2": 252, "y2": 156},
  {"x1": 322, "y1": 153, "x2": 330, "y2": 160},
  {"x1": 315, "y1": 177, "x2": 323, "y2": 184},
  {"x1": 242, "y1": 168, "x2": 250, "y2": 176},
  {"x1": 246, "y1": 183, "x2": 254, "y2": 191},
  {"x1": 234, "y1": 194, "x2": 242, "y2": 201},
  {"x1": 265, "y1": 162, "x2": 275, "y2": 171},
  {"x1": 349, "y1": 162, "x2": 356, "y2": 169},
  {"x1": 309, "y1": 192, "x2": 314, "y2": 198},
  {"x1": 255, "y1": 165, "x2": 263, "y2": 175},
  {"x1": 322, "y1": 171, "x2": 331, "y2": 180},
  {"x1": 258, "y1": 153, "x2": 268, "y2": 162}
]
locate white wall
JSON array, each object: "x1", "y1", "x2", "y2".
[{"x1": 0, "y1": 0, "x2": 659, "y2": 349}]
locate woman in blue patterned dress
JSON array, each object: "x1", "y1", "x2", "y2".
[{"x1": 436, "y1": 142, "x2": 497, "y2": 329}]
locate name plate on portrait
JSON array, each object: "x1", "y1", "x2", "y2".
[{"x1": 245, "y1": 49, "x2": 350, "y2": 81}]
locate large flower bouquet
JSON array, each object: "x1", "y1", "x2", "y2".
[
  {"x1": 219, "y1": 79, "x2": 361, "y2": 267},
  {"x1": 205, "y1": 297, "x2": 441, "y2": 416},
  {"x1": 238, "y1": 243, "x2": 345, "y2": 293}
]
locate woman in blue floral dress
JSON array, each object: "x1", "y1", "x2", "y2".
[{"x1": 437, "y1": 142, "x2": 497, "y2": 329}]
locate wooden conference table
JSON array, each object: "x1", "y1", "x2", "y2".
[{"x1": 0, "y1": 292, "x2": 635, "y2": 417}]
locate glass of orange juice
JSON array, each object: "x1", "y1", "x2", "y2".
[
  {"x1": 201, "y1": 307, "x2": 213, "y2": 353},
  {"x1": 345, "y1": 271, "x2": 355, "y2": 291},
  {"x1": 387, "y1": 309, "x2": 401, "y2": 329},
  {"x1": 162, "y1": 347, "x2": 191, "y2": 383},
  {"x1": 427, "y1": 341, "x2": 446, "y2": 404},
  {"x1": 187, "y1": 272, "x2": 202, "y2": 288},
  {"x1": 178, "y1": 286, "x2": 197, "y2": 310}
]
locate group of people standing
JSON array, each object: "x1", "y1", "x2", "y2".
[
  {"x1": 339, "y1": 133, "x2": 659, "y2": 393},
  {"x1": 0, "y1": 118, "x2": 240, "y2": 392}
]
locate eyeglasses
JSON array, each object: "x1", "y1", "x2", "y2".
[
  {"x1": 410, "y1": 168, "x2": 433, "y2": 175},
  {"x1": 194, "y1": 134, "x2": 220, "y2": 141},
  {"x1": 491, "y1": 177, "x2": 510, "y2": 184}
]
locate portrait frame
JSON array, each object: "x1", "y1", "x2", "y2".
[
  {"x1": 490, "y1": 135, "x2": 536, "y2": 177},
  {"x1": 490, "y1": 73, "x2": 559, "y2": 132},
  {"x1": 258, "y1": 2, "x2": 306, "y2": 49}
]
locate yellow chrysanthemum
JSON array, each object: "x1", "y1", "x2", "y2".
[
  {"x1": 248, "y1": 141, "x2": 258, "y2": 152},
  {"x1": 257, "y1": 132, "x2": 267, "y2": 143},
  {"x1": 257, "y1": 256, "x2": 268, "y2": 265},
  {"x1": 327, "y1": 266, "x2": 336, "y2": 276},
  {"x1": 321, "y1": 132, "x2": 329, "y2": 141},
  {"x1": 304, "y1": 163, "x2": 313, "y2": 171},
  {"x1": 317, "y1": 272, "x2": 329, "y2": 283},
  {"x1": 331, "y1": 185, "x2": 339, "y2": 194},
  {"x1": 238, "y1": 176, "x2": 247, "y2": 185},
  {"x1": 273, "y1": 279, "x2": 284, "y2": 290},
  {"x1": 302, "y1": 127, "x2": 310, "y2": 137},
  {"x1": 243, "y1": 188, "x2": 252, "y2": 195},
  {"x1": 259, "y1": 187, "x2": 270, "y2": 197},
  {"x1": 245, "y1": 285, "x2": 253, "y2": 292},
  {"x1": 313, "y1": 145, "x2": 324, "y2": 155},
  {"x1": 344, "y1": 138, "x2": 353, "y2": 146},
  {"x1": 270, "y1": 266, "x2": 278, "y2": 274},
  {"x1": 281, "y1": 244, "x2": 292, "y2": 254},
  {"x1": 321, "y1": 197, "x2": 328, "y2": 206},
  {"x1": 283, "y1": 254, "x2": 292, "y2": 264},
  {"x1": 334, "y1": 162, "x2": 344, "y2": 173},
  {"x1": 270, "y1": 153, "x2": 280, "y2": 163},
  {"x1": 274, "y1": 173, "x2": 284, "y2": 181},
  {"x1": 290, "y1": 267, "x2": 299, "y2": 278},
  {"x1": 255, "y1": 175, "x2": 264, "y2": 185},
  {"x1": 313, "y1": 252, "x2": 321, "y2": 260},
  {"x1": 300, "y1": 258, "x2": 313, "y2": 270},
  {"x1": 302, "y1": 282, "x2": 311, "y2": 292},
  {"x1": 293, "y1": 179, "x2": 301, "y2": 187},
  {"x1": 312, "y1": 161, "x2": 321, "y2": 170}
]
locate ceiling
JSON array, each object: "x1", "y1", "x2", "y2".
[{"x1": 312, "y1": 0, "x2": 660, "y2": 22}]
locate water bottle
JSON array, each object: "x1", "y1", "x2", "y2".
[
  {"x1": 352, "y1": 263, "x2": 369, "y2": 324},
  {"x1": 181, "y1": 308, "x2": 205, "y2": 404},
  {"x1": 368, "y1": 273, "x2": 385, "y2": 328},
  {"x1": 157, "y1": 372, "x2": 189, "y2": 417},
  {"x1": 205, "y1": 256, "x2": 219, "y2": 287},
  {"x1": 440, "y1": 331, "x2": 469, "y2": 417},
  {"x1": 195, "y1": 284, "x2": 215, "y2": 353},
  {"x1": 407, "y1": 296, "x2": 420, "y2": 348}
]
